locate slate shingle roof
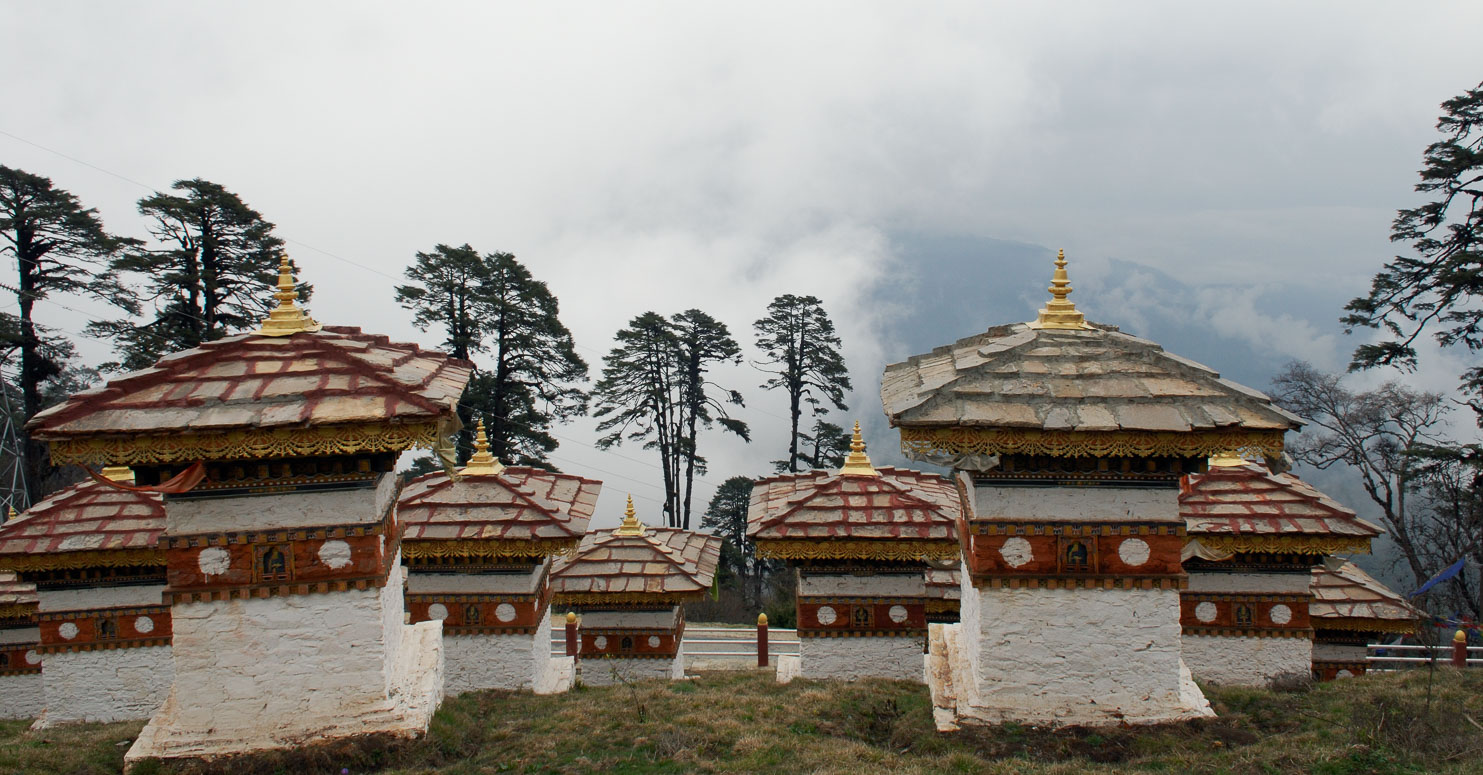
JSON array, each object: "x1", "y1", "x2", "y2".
[
  {"x1": 881, "y1": 323, "x2": 1301, "y2": 433},
  {"x1": 551, "y1": 525, "x2": 721, "y2": 598},
  {"x1": 925, "y1": 568, "x2": 961, "y2": 602},
  {"x1": 1181, "y1": 463, "x2": 1381, "y2": 539},
  {"x1": 747, "y1": 467, "x2": 961, "y2": 542},
  {"x1": 1311, "y1": 559, "x2": 1415, "y2": 624},
  {"x1": 0, "y1": 480, "x2": 165, "y2": 562},
  {"x1": 399, "y1": 468, "x2": 601, "y2": 542},
  {"x1": 0, "y1": 571, "x2": 37, "y2": 607},
  {"x1": 28, "y1": 326, "x2": 471, "y2": 440}
]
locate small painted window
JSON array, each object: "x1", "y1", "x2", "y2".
[
  {"x1": 1064, "y1": 541, "x2": 1090, "y2": 572},
  {"x1": 258, "y1": 546, "x2": 290, "y2": 582},
  {"x1": 852, "y1": 605, "x2": 875, "y2": 629},
  {"x1": 463, "y1": 604, "x2": 482, "y2": 625},
  {"x1": 97, "y1": 618, "x2": 119, "y2": 640},
  {"x1": 1235, "y1": 604, "x2": 1253, "y2": 627},
  {"x1": 620, "y1": 636, "x2": 634, "y2": 652}
]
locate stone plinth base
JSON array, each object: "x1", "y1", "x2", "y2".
[
  {"x1": 798, "y1": 636, "x2": 925, "y2": 682},
  {"x1": 1182, "y1": 634, "x2": 1312, "y2": 687},
  {"x1": 578, "y1": 652, "x2": 685, "y2": 686},
  {"x1": 444, "y1": 609, "x2": 562, "y2": 695},
  {"x1": 775, "y1": 654, "x2": 802, "y2": 684},
  {"x1": 32, "y1": 645, "x2": 172, "y2": 727},
  {"x1": 538, "y1": 657, "x2": 575, "y2": 694},
  {"x1": 948, "y1": 584, "x2": 1212, "y2": 727},
  {"x1": 125, "y1": 621, "x2": 442, "y2": 766},
  {"x1": 0, "y1": 673, "x2": 43, "y2": 720}
]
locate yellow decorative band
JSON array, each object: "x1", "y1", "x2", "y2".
[
  {"x1": 924, "y1": 599, "x2": 960, "y2": 613},
  {"x1": 40, "y1": 636, "x2": 171, "y2": 654},
  {"x1": 798, "y1": 629, "x2": 928, "y2": 639},
  {"x1": 0, "y1": 548, "x2": 164, "y2": 572},
  {"x1": 755, "y1": 539, "x2": 960, "y2": 562},
  {"x1": 973, "y1": 522, "x2": 1184, "y2": 537},
  {"x1": 1312, "y1": 617, "x2": 1415, "y2": 633},
  {"x1": 45, "y1": 421, "x2": 441, "y2": 465},
  {"x1": 553, "y1": 592, "x2": 700, "y2": 606},
  {"x1": 0, "y1": 604, "x2": 37, "y2": 621},
  {"x1": 899, "y1": 427, "x2": 1286, "y2": 460},
  {"x1": 402, "y1": 538, "x2": 579, "y2": 560},
  {"x1": 1192, "y1": 535, "x2": 1373, "y2": 556}
]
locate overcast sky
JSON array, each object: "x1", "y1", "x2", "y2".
[{"x1": 4, "y1": 2, "x2": 1483, "y2": 528}]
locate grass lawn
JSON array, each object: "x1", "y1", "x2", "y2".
[{"x1": 2, "y1": 668, "x2": 1480, "y2": 775}]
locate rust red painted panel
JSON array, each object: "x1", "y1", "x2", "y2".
[{"x1": 38, "y1": 605, "x2": 172, "y2": 652}]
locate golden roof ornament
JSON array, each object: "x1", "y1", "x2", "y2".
[
  {"x1": 1027, "y1": 249, "x2": 1092, "y2": 330},
  {"x1": 614, "y1": 494, "x2": 646, "y2": 536},
  {"x1": 254, "y1": 254, "x2": 321, "y2": 337},
  {"x1": 839, "y1": 421, "x2": 879, "y2": 477},
  {"x1": 100, "y1": 465, "x2": 135, "y2": 484},
  {"x1": 458, "y1": 420, "x2": 505, "y2": 477},
  {"x1": 1209, "y1": 451, "x2": 1249, "y2": 468}
]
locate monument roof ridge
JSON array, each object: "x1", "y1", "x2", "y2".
[
  {"x1": 747, "y1": 464, "x2": 960, "y2": 543},
  {"x1": 1181, "y1": 463, "x2": 1380, "y2": 540},
  {"x1": 0, "y1": 570, "x2": 37, "y2": 606},
  {"x1": 1311, "y1": 560, "x2": 1415, "y2": 623},
  {"x1": 399, "y1": 466, "x2": 601, "y2": 541},
  {"x1": 551, "y1": 524, "x2": 722, "y2": 598},
  {"x1": 0, "y1": 479, "x2": 166, "y2": 566}
]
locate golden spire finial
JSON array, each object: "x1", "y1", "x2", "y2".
[
  {"x1": 459, "y1": 419, "x2": 505, "y2": 476},
  {"x1": 254, "y1": 254, "x2": 321, "y2": 337},
  {"x1": 615, "y1": 494, "x2": 646, "y2": 536},
  {"x1": 1209, "y1": 451, "x2": 1249, "y2": 468},
  {"x1": 100, "y1": 465, "x2": 135, "y2": 484},
  {"x1": 1027, "y1": 249, "x2": 1091, "y2": 330},
  {"x1": 839, "y1": 421, "x2": 879, "y2": 477}
]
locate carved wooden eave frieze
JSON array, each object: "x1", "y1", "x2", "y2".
[
  {"x1": 401, "y1": 537, "x2": 580, "y2": 562},
  {"x1": 1193, "y1": 534, "x2": 1373, "y2": 556},
  {"x1": 0, "y1": 548, "x2": 165, "y2": 573},
  {"x1": 754, "y1": 538, "x2": 961, "y2": 563},
  {"x1": 1313, "y1": 617, "x2": 1417, "y2": 634},
  {"x1": 47, "y1": 420, "x2": 442, "y2": 466},
  {"x1": 899, "y1": 427, "x2": 1287, "y2": 462}
]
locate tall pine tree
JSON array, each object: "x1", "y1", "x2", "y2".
[
  {"x1": 753, "y1": 294, "x2": 851, "y2": 472},
  {"x1": 0, "y1": 165, "x2": 135, "y2": 501},
  {"x1": 90, "y1": 179, "x2": 297, "y2": 370},
  {"x1": 396, "y1": 245, "x2": 587, "y2": 466},
  {"x1": 594, "y1": 310, "x2": 748, "y2": 528}
]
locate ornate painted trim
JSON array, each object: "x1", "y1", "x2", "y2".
[
  {"x1": 163, "y1": 521, "x2": 386, "y2": 549},
  {"x1": 46, "y1": 421, "x2": 441, "y2": 465},
  {"x1": 0, "y1": 549, "x2": 164, "y2": 572},
  {"x1": 1191, "y1": 535, "x2": 1372, "y2": 556},
  {"x1": 402, "y1": 538, "x2": 579, "y2": 561},
  {"x1": 755, "y1": 538, "x2": 960, "y2": 562},
  {"x1": 0, "y1": 642, "x2": 41, "y2": 675},
  {"x1": 1182, "y1": 627, "x2": 1314, "y2": 639},
  {"x1": 972, "y1": 523, "x2": 1184, "y2": 537},
  {"x1": 924, "y1": 599, "x2": 960, "y2": 614},
  {"x1": 899, "y1": 427, "x2": 1285, "y2": 460},
  {"x1": 0, "y1": 604, "x2": 38, "y2": 621},
  {"x1": 1312, "y1": 617, "x2": 1415, "y2": 633},
  {"x1": 973, "y1": 576, "x2": 1187, "y2": 590},
  {"x1": 553, "y1": 592, "x2": 701, "y2": 606},
  {"x1": 38, "y1": 605, "x2": 171, "y2": 653}
]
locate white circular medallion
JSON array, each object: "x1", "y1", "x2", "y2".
[
  {"x1": 24, "y1": 650, "x2": 39, "y2": 665},
  {"x1": 197, "y1": 547, "x2": 231, "y2": 576},
  {"x1": 1117, "y1": 538, "x2": 1151, "y2": 567},
  {"x1": 816, "y1": 605, "x2": 837, "y2": 625},
  {"x1": 318, "y1": 540, "x2": 353, "y2": 570},
  {"x1": 428, "y1": 603, "x2": 449, "y2": 621},
  {"x1": 134, "y1": 615, "x2": 155, "y2": 634},
  {"x1": 648, "y1": 635, "x2": 661, "y2": 648},
  {"x1": 494, "y1": 603, "x2": 517, "y2": 623},
  {"x1": 1195, "y1": 602, "x2": 1218, "y2": 623},
  {"x1": 593, "y1": 635, "x2": 608, "y2": 650},
  {"x1": 888, "y1": 605, "x2": 909, "y2": 623},
  {"x1": 1000, "y1": 537, "x2": 1033, "y2": 568},
  {"x1": 58, "y1": 622, "x2": 79, "y2": 640},
  {"x1": 1335, "y1": 669, "x2": 1354, "y2": 679},
  {"x1": 1269, "y1": 604, "x2": 1293, "y2": 625}
]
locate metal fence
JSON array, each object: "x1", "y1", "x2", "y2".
[
  {"x1": 552, "y1": 626, "x2": 801, "y2": 663},
  {"x1": 1367, "y1": 643, "x2": 1483, "y2": 670}
]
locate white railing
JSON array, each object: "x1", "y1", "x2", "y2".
[
  {"x1": 551, "y1": 626, "x2": 801, "y2": 661},
  {"x1": 1367, "y1": 643, "x2": 1483, "y2": 669}
]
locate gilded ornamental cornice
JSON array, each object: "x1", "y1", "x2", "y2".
[
  {"x1": 401, "y1": 537, "x2": 579, "y2": 561},
  {"x1": 552, "y1": 591, "x2": 702, "y2": 606},
  {"x1": 0, "y1": 548, "x2": 164, "y2": 572},
  {"x1": 899, "y1": 427, "x2": 1285, "y2": 461},
  {"x1": 1313, "y1": 616, "x2": 1416, "y2": 634},
  {"x1": 755, "y1": 538, "x2": 960, "y2": 562},
  {"x1": 1193, "y1": 534, "x2": 1373, "y2": 556},
  {"x1": 47, "y1": 420, "x2": 441, "y2": 465}
]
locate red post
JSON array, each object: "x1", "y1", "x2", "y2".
[
  {"x1": 565, "y1": 612, "x2": 578, "y2": 658},
  {"x1": 757, "y1": 613, "x2": 769, "y2": 668},
  {"x1": 1453, "y1": 629, "x2": 1468, "y2": 668}
]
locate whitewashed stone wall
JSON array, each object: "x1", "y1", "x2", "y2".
[
  {"x1": 0, "y1": 673, "x2": 44, "y2": 719},
  {"x1": 800, "y1": 636, "x2": 923, "y2": 681},
  {"x1": 975, "y1": 486, "x2": 1178, "y2": 521},
  {"x1": 955, "y1": 582, "x2": 1211, "y2": 725},
  {"x1": 1186, "y1": 571, "x2": 1312, "y2": 594},
  {"x1": 443, "y1": 608, "x2": 555, "y2": 694},
  {"x1": 799, "y1": 573, "x2": 926, "y2": 597},
  {"x1": 36, "y1": 645, "x2": 172, "y2": 725},
  {"x1": 580, "y1": 648, "x2": 684, "y2": 686},
  {"x1": 166, "y1": 473, "x2": 397, "y2": 533},
  {"x1": 39, "y1": 584, "x2": 165, "y2": 611},
  {"x1": 1182, "y1": 635, "x2": 1312, "y2": 687},
  {"x1": 1313, "y1": 642, "x2": 1368, "y2": 663}
]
